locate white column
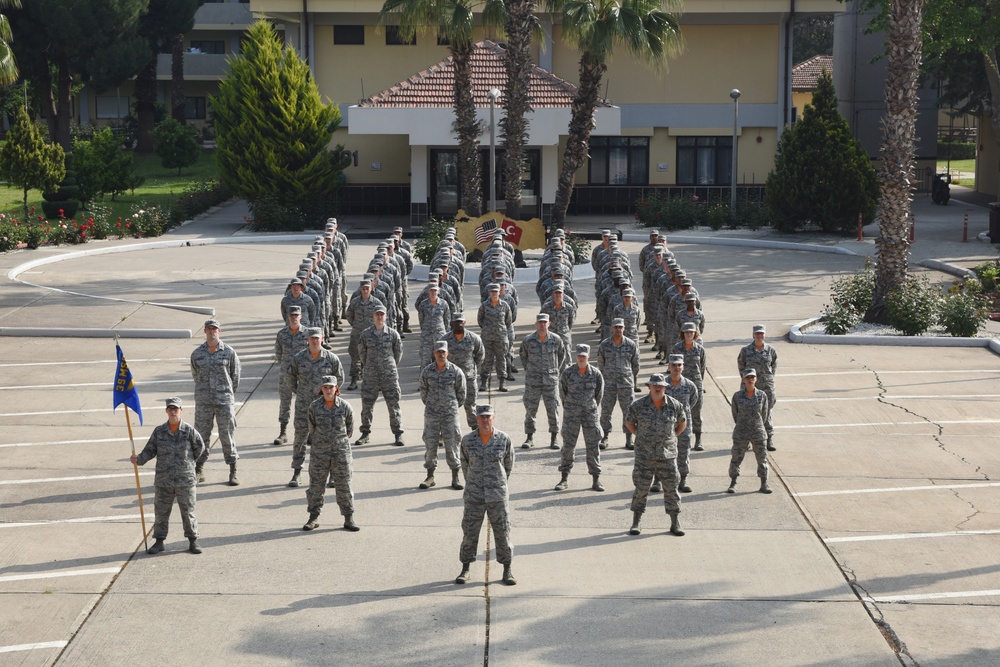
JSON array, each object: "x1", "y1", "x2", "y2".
[{"x1": 410, "y1": 145, "x2": 428, "y2": 202}]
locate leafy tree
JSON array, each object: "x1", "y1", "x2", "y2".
[
  {"x1": 74, "y1": 128, "x2": 136, "y2": 203},
  {"x1": 212, "y1": 20, "x2": 344, "y2": 230},
  {"x1": 0, "y1": 0, "x2": 20, "y2": 85},
  {"x1": 549, "y1": 0, "x2": 682, "y2": 229},
  {"x1": 0, "y1": 106, "x2": 65, "y2": 216},
  {"x1": 793, "y1": 15, "x2": 833, "y2": 63},
  {"x1": 765, "y1": 70, "x2": 878, "y2": 234},
  {"x1": 8, "y1": 0, "x2": 150, "y2": 150},
  {"x1": 152, "y1": 117, "x2": 200, "y2": 174}
]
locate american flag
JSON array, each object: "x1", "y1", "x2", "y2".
[{"x1": 474, "y1": 219, "x2": 498, "y2": 244}]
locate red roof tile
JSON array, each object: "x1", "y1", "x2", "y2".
[
  {"x1": 359, "y1": 39, "x2": 609, "y2": 108},
  {"x1": 792, "y1": 54, "x2": 833, "y2": 92}
]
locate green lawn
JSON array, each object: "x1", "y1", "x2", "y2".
[
  {"x1": 937, "y1": 159, "x2": 976, "y2": 187},
  {"x1": 0, "y1": 149, "x2": 220, "y2": 222}
]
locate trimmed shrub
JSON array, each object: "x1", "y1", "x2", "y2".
[
  {"x1": 74, "y1": 128, "x2": 136, "y2": 203},
  {"x1": 886, "y1": 275, "x2": 941, "y2": 335},
  {"x1": 939, "y1": 279, "x2": 991, "y2": 337},
  {"x1": 820, "y1": 261, "x2": 875, "y2": 334},
  {"x1": 937, "y1": 140, "x2": 976, "y2": 161},
  {"x1": 564, "y1": 231, "x2": 591, "y2": 265},
  {"x1": 152, "y1": 118, "x2": 201, "y2": 175}
]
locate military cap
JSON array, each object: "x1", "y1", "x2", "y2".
[
  {"x1": 288, "y1": 278, "x2": 303, "y2": 287},
  {"x1": 685, "y1": 293, "x2": 697, "y2": 302},
  {"x1": 601, "y1": 229, "x2": 612, "y2": 236},
  {"x1": 649, "y1": 229, "x2": 659, "y2": 236},
  {"x1": 612, "y1": 318, "x2": 625, "y2": 327},
  {"x1": 476, "y1": 404, "x2": 495, "y2": 416},
  {"x1": 452, "y1": 313, "x2": 466, "y2": 322},
  {"x1": 552, "y1": 228, "x2": 566, "y2": 237},
  {"x1": 427, "y1": 282, "x2": 440, "y2": 291},
  {"x1": 623, "y1": 288, "x2": 636, "y2": 297},
  {"x1": 433, "y1": 341, "x2": 448, "y2": 352},
  {"x1": 374, "y1": 305, "x2": 388, "y2": 314},
  {"x1": 323, "y1": 232, "x2": 334, "y2": 239},
  {"x1": 681, "y1": 322, "x2": 697, "y2": 333},
  {"x1": 204, "y1": 319, "x2": 221, "y2": 329},
  {"x1": 668, "y1": 354, "x2": 685, "y2": 365},
  {"x1": 320, "y1": 375, "x2": 338, "y2": 387},
  {"x1": 360, "y1": 280, "x2": 372, "y2": 287},
  {"x1": 393, "y1": 226, "x2": 404, "y2": 233},
  {"x1": 536, "y1": 313, "x2": 550, "y2": 322},
  {"x1": 363, "y1": 272, "x2": 375, "y2": 280},
  {"x1": 552, "y1": 282, "x2": 565, "y2": 293},
  {"x1": 575, "y1": 344, "x2": 590, "y2": 356},
  {"x1": 753, "y1": 324, "x2": 766, "y2": 333},
  {"x1": 494, "y1": 228, "x2": 508, "y2": 236},
  {"x1": 488, "y1": 283, "x2": 500, "y2": 292},
  {"x1": 646, "y1": 373, "x2": 668, "y2": 386},
  {"x1": 296, "y1": 270, "x2": 308, "y2": 278},
  {"x1": 288, "y1": 305, "x2": 302, "y2": 315},
  {"x1": 306, "y1": 327, "x2": 323, "y2": 338},
  {"x1": 681, "y1": 278, "x2": 693, "y2": 286},
  {"x1": 742, "y1": 368, "x2": 758, "y2": 378},
  {"x1": 326, "y1": 217, "x2": 338, "y2": 225},
  {"x1": 165, "y1": 397, "x2": 183, "y2": 408}
]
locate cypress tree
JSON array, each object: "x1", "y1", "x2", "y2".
[
  {"x1": 766, "y1": 70, "x2": 877, "y2": 234},
  {"x1": 211, "y1": 20, "x2": 344, "y2": 230},
  {"x1": 0, "y1": 106, "x2": 65, "y2": 217}
]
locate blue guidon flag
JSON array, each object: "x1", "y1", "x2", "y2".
[
  {"x1": 113, "y1": 343, "x2": 143, "y2": 425},
  {"x1": 474, "y1": 218, "x2": 498, "y2": 244}
]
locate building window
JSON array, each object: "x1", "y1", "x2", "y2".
[
  {"x1": 588, "y1": 137, "x2": 649, "y2": 185},
  {"x1": 189, "y1": 40, "x2": 226, "y2": 55},
  {"x1": 334, "y1": 25, "x2": 365, "y2": 45},
  {"x1": 96, "y1": 96, "x2": 130, "y2": 120},
  {"x1": 185, "y1": 97, "x2": 207, "y2": 120},
  {"x1": 676, "y1": 136, "x2": 732, "y2": 185},
  {"x1": 385, "y1": 25, "x2": 415, "y2": 45}
]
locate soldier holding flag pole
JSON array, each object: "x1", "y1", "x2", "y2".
[{"x1": 114, "y1": 342, "x2": 150, "y2": 552}]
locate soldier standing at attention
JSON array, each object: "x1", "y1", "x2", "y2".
[
  {"x1": 455, "y1": 404, "x2": 516, "y2": 586},
  {"x1": 554, "y1": 344, "x2": 605, "y2": 492},
  {"x1": 302, "y1": 376, "x2": 361, "y2": 532},
  {"x1": 132, "y1": 398, "x2": 206, "y2": 555},
  {"x1": 287, "y1": 328, "x2": 345, "y2": 488},
  {"x1": 273, "y1": 306, "x2": 308, "y2": 446},
  {"x1": 417, "y1": 282, "x2": 452, "y2": 368},
  {"x1": 190, "y1": 319, "x2": 241, "y2": 486},
  {"x1": 477, "y1": 283, "x2": 512, "y2": 392},
  {"x1": 344, "y1": 280, "x2": 384, "y2": 390},
  {"x1": 356, "y1": 305, "x2": 405, "y2": 447},
  {"x1": 442, "y1": 314, "x2": 486, "y2": 429},
  {"x1": 664, "y1": 354, "x2": 699, "y2": 494},
  {"x1": 737, "y1": 324, "x2": 778, "y2": 451},
  {"x1": 728, "y1": 368, "x2": 772, "y2": 494},
  {"x1": 418, "y1": 341, "x2": 467, "y2": 490},
  {"x1": 597, "y1": 318, "x2": 640, "y2": 450},
  {"x1": 519, "y1": 313, "x2": 568, "y2": 450},
  {"x1": 673, "y1": 322, "x2": 707, "y2": 451},
  {"x1": 625, "y1": 373, "x2": 687, "y2": 537}
]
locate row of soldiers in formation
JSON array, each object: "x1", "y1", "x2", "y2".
[{"x1": 133, "y1": 223, "x2": 779, "y2": 574}]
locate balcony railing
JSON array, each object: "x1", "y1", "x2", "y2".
[{"x1": 156, "y1": 53, "x2": 231, "y2": 80}]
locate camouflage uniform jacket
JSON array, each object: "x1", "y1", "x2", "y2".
[
  {"x1": 461, "y1": 429, "x2": 514, "y2": 503},
  {"x1": 190, "y1": 341, "x2": 241, "y2": 404},
  {"x1": 289, "y1": 348, "x2": 345, "y2": 398},
  {"x1": 559, "y1": 364, "x2": 604, "y2": 410},
  {"x1": 358, "y1": 326, "x2": 403, "y2": 378},
  {"x1": 478, "y1": 299, "x2": 513, "y2": 342},
  {"x1": 419, "y1": 360, "x2": 467, "y2": 410},
  {"x1": 519, "y1": 332, "x2": 569, "y2": 387},
  {"x1": 731, "y1": 388, "x2": 769, "y2": 440},
  {"x1": 274, "y1": 326, "x2": 309, "y2": 370},
  {"x1": 136, "y1": 421, "x2": 206, "y2": 487},
  {"x1": 307, "y1": 396, "x2": 355, "y2": 455},
  {"x1": 664, "y1": 375, "x2": 698, "y2": 431},
  {"x1": 541, "y1": 301, "x2": 575, "y2": 339},
  {"x1": 281, "y1": 292, "x2": 317, "y2": 327},
  {"x1": 737, "y1": 342, "x2": 778, "y2": 385},
  {"x1": 442, "y1": 330, "x2": 485, "y2": 378},
  {"x1": 626, "y1": 394, "x2": 685, "y2": 462},
  {"x1": 345, "y1": 294, "x2": 385, "y2": 331},
  {"x1": 672, "y1": 340, "x2": 707, "y2": 386},
  {"x1": 596, "y1": 336, "x2": 640, "y2": 387}
]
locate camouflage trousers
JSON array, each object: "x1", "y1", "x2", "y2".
[
  {"x1": 360, "y1": 378, "x2": 403, "y2": 435},
  {"x1": 631, "y1": 458, "x2": 680, "y2": 515},
  {"x1": 152, "y1": 484, "x2": 197, "y2": 539},
  {"x1": 505, "y1": 327, "x2": 516, "y2": 371},
  {"x1": 691, "y1": 383, "x2": 704, "y2": 434},
  {"x1": 523, "y1": 383, "x2": 559, "y2": 435},
  {"x1": 600, "y1": 384, "x2": 634, "y2": 436},
  {"x1": 729, "y1": 436, "x2": 768, "y2": 481},
  {"x1": 760, "y1": 381, "x2": 776, "y2": 439},
  {"x1": 481, "y1": 339, "x2": 508, "y2": 384},
  {"x1": 423, "y1": 410, "x2": 462, "y2": 472},
  {"x1": 348, "y1": 333, "x2": 363, "y2": 381},
  {"x1": 194, "y1": 402, "x2": 238, "y2": 464},
  {"x1": 277, "y1": 374, "x2": 294, "y2": 424},
  {"x1": 460, "y1": 499, "x2": 513, "y2": 565},
  {"x1": 559, "y1": 411, "x2": 603, "y2": 476},
  {"x1": 463, "y1": 377, "x2": 478, "y2": 429},
  {"x1": 306, "y1": 451, "x2": 354, "y2": 517},
  {"x1": 291, "y1": 396, "x2": 315, "y2": 469}
]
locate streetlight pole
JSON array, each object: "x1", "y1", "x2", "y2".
[
  {"x1": 487, "y1": 88, "x2": 501, "y2": 213},
  {"x1": 730, "y1": 88, "x2": 741, "y2": 210}
]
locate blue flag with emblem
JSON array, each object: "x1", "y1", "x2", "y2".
[{"x1": 113, "y1": 343, "x2": 143, "y2": 425}]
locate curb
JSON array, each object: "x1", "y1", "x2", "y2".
[
  {"x1": 0, "y1": 327, "x2": 192, "y2": 339},
  {"x1": 620, "y1": 232, "x2": 858, "y2": 255},
  {"x1": 789, "y1": 315, "x2": 1000, "y2": 355}
]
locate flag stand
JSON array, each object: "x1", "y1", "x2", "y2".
[{"x1": 125, "y1": 406, "x2": 149, "y2": 553}]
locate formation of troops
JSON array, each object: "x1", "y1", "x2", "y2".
[{"x1": 132, "y1": 221, "x2": 781, "y2": 585}]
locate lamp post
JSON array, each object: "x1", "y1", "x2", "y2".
[
  {"x1": 487, "y1": 88, "x2": 501, "y2": 213},
  {"x1": 730, "y1": 88, "x2": 741, "y2": 210}
]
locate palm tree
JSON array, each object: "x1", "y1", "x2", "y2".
[
  {"x1": 865, "y1": 0, "x2": 925, "y2": 324},
  {"x1": 501, "y1": 0, "x2": 537, "y2": 220},
  {"x1": 380, "y1": 0, "x2": 504, "y2": 217},
  {"x1": 0, "y1": 0, "x2": 21, "y2": 86},
  {"x1": 550, "y1": 0, "x2": 682, "y2": 228}
]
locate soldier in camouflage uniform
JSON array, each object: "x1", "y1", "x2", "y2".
[
  {"x1": 132, "y1": 397, "x2": 206, "y2": 555},
  {"x1": 418, "y1": 341, "x2": 468, "y2": 490},
  {"x1": 672, "y1": 322, "x2": 707, "y2": 450},
  {"x1": 541, "y1": 282, "x2": 575, "y2": 354},
  {"x1": 345, "y1": 280, "x2": 384, "y2": 390},
  {"x1": 737, "y1": 324, "x2": 778, "y2": 451},
  {"x1": 612, "y1": 288, "x2": 641, "y2": 345},
  {"x1": 273, "y1": 306, "x2": 308, "y2": 445},
  {"x1": 638, "y1": 229, "x2": 660, "y2": 273},
  {"x1": 190, "y1": 319, "x2": 241, "y2": 486},
  {"x1": 477, "y1": 283, "x2": 512, "y2": 392},
  {"x1": 281, "y1": 278, "x2": 317, "y2": 327},
  {"x1": 356, "y1": 305, "x2": 405, "y2": 446},
  {"x1": 625, "y1": 374, "x2": 687, "y2": 537},
  {"x1": 728, "y1": 368, "x2": 772, "y2": 494},
  {"x1": 597, "y1": 318, "x2": 640, "y2": 450},
  {"x1": 302, "y1": 376, "x2": 361, "y2": 532},
  {"x1": 554, "y1": 344, "x2": 605, "y2": 492},
  {"x1": 287, "y1": 329, "x2": 345, "y2": 487},
  {"x1": 675, "y1": 293, "x2": 706, "y2": 339},
  {"x1": 664, "y1": 354, "x2": 699, "y2": 493},
  {"x1": 417, "y1": 283, "x2": 453, "y2": 368},
  {"x1": 519, "y1": 313, "x2": 568, "y2": 449},
  {"x1": 455, "y1": 404, "x2": 516, "y2": 586},
  {"x1": 442, "y1": 314, "x2": 486, "y2": 429}
]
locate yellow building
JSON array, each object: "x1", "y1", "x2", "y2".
[{"x1": 791, "y1": 54, "x2": 832, "y2": 123}]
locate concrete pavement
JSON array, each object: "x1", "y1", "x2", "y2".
[{"x1": 0, "y1": 192, "x2": 998, "y2": 666}]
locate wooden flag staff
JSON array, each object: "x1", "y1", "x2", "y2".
[{"x1": 124, "y1": 406, "x2": 149, "y2": 553}]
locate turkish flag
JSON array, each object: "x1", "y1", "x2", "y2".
[{"x1": 501, "y1": 218, "x2": 523, "y2": 245}]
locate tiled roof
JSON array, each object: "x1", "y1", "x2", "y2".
[
  {"x1": 359, "y1": 39, "x2": 609, "y2": 108},
  {"x1": 792, "y1": 54, "x2": 833, "y2": 92}
]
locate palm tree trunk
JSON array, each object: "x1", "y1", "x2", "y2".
[
  {"x1": 54, "y1": 52, "x2": 72, "y2": 152},
  {"x1": 552, "y1": 57, "x2": 605, "y2": 229},
  {"x1": 502, "y1": 0, "x2": 535, "y2": 220},
  {"x1": 171, "y1": 33, "x2": 186, "y2": 123},
  {"x1": 452, "y1": 43, "x2": 483, "y2": 218},
  {"x1": 135, "y1": 56, "x2": 158, "y2": 153},
  {"x1": 866, "y1": 0, "x2": 924, "y2": 324}
]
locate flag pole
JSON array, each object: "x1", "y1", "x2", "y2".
[{"x1": 124, "y1": 405, "x2": 149, "y2": 552}]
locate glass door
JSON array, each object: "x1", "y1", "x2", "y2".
[{"x1": 431, "y1": 149, "x2": 459, "y2": 217}]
